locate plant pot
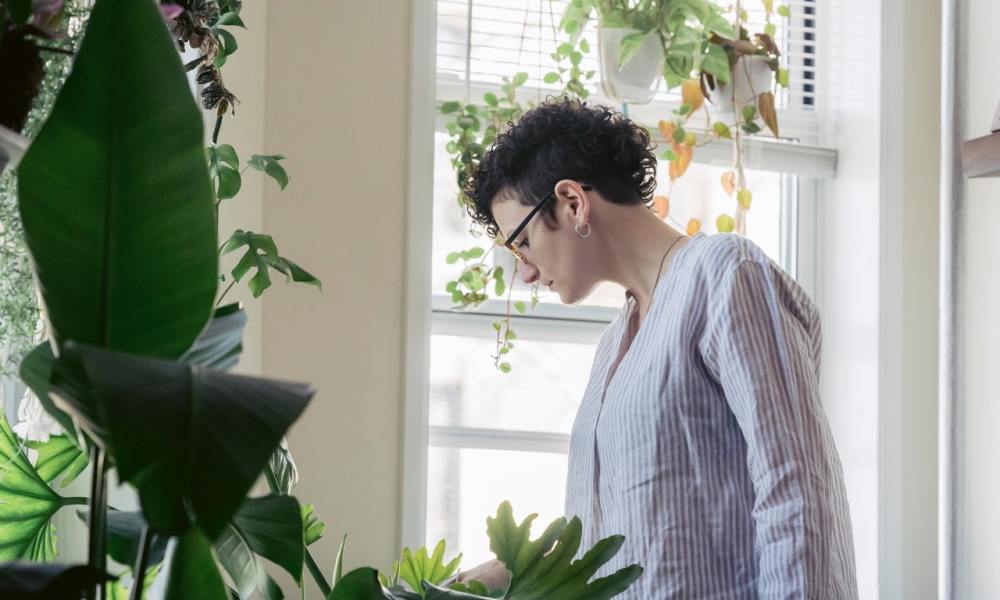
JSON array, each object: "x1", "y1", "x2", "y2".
[
  {"x1": 707, "y1": 55, "x2": 773, "y2": 117},
  {"x1": 598, "y1": 27, "x2": 664, "y2": 104}
]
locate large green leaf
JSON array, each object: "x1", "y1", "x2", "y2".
[
  {"x1": 216, "y1": 495, "x2": 305, "y2": 599},
  {"x1": 165, "y1": 528, "x2": 228, "y2": 600},
  {"x1": 27, "y1": 435, "x2": 87, "y2": 488},
  {"x1": 16, "y1": 0, "x2": 218, "y2": 360},
  {"x1": 486, "y1": 502, "x2": 642, "y2": 600},
  {"x1": 180, "y1": 303, "x2": 247, "y2": 371},
  {"x1": 0, "y1": 412, "x2": 77, "y2": 561},
  {"x1": 327, "y1": 568, "x2": 391, "y2": 600},
  {"x1": 0, "y1": 563, "x2": 110, "y2": 599},
  {"x1": 50, "y1": 342, "x2": 314, "y2": 539},
  {"x1": 74, "y1": 510, "x2": 168, "y2": 568}
]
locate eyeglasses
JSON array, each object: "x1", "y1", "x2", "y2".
[{"x1": 502, "y1": 184, "x2": 592, "y2": 263}]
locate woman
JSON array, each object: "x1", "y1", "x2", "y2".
[{"x1": 456, "y1": 99, "x2": 857, "y2": 599}]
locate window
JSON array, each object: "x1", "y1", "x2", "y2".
[{"x1": 417, "y1": 0, "x2": 832, "y2": 560}]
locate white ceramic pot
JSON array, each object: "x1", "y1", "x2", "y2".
[
  {"x1": 706, "y1": 55, "x2": 773, "y2": 117},
  {"x1": 598, "y1": 27, "x2": 664, "y2": 105}
]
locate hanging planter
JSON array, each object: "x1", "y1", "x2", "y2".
[
  {"x1": 706, "y1": 54, "x2": 773, "y2": 117},
  {"x1": 597, "y1": 27, "x2": 664, "y2": 104}
]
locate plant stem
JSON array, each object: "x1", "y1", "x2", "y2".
[
  {"x1": 86, "y1": 446, "x2": 108, "y2": 600},
  {"x1": 306, "y1": 550, "x2": 332, "y2": 597},
  {"x1": 216, "y1": 279, "x2": 236, "y2": 306},
  {"x1": 184, "y1": 55, "x2": 206, "y2": 71},
  {"x1": 212, "y1": 114, "x2": 224, "y2": 145},
  {"x1": 62, "y1": 496, "x2": 90, "y2": 506},
  {"x1": 129, "y1": 525, "x2": 153, "y2": 600},
  {"x1": 263, "y1": 465, "x2": 332, "y2": 596}
]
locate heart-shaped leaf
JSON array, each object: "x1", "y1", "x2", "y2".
[{"x1": 27, "y1": 435, "x2": 87, "y2": 488}]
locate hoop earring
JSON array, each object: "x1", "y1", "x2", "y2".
[{"x1": 575, "y1": 222, "x2": 592, "y2": 239}]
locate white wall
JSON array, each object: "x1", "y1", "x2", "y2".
[
  {"x1": 957, "y1": 0, "x2": 1000, "y2": 595},
  {"x1": 261, "y1": 0, "x2": 412, "y2": 595},
  {"x1": 821, "y1": 1, "x2": 940, "y2": 598}
]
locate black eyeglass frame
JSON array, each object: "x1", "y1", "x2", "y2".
[{"x1": 502, "y1": 184, "x2": 593, "y2": 261}]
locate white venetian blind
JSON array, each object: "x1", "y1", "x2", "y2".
[{"x1": 436, "y1": 0, "x2": 821, "y2": 143}]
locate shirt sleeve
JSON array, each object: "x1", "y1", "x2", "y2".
[{"x1": 699, "y1": 258, "x2": 839, "y2": 600}]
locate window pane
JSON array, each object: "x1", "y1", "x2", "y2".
[
  {"x1": 426, "y1": 446, "x2": 568, "y2": 568},
  {"x1": 430, "y1": 335, "x2": 593, "y2": 433}
]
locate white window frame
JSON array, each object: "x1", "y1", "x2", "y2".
[{"x1": 402, "y1": 0, "x2": 833, "y2": 550}]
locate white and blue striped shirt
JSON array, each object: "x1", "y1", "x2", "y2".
[{"x1": 566, "y1": 232, "x2": 857, "y2": 599}]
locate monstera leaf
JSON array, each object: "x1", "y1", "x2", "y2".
[
  {"x1": 0, "y1": 412, "x2": 81, "y2": 561},
  {"x1": 16, "y1": 0, "x2": 218, "y2": 360},
  {"x1": 486, "y1": 502, "x2": 642, "y2": 600},
  {"x1": 50, "y1": 342, "x2": 313, "y2": 540}
]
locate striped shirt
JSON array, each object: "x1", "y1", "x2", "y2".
[{"x1": 565, "y1": 232, "x2": 857, "y2": 599}]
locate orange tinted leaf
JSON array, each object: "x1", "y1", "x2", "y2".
[
  {"x1": 737, "y1": 188, "x2": 752, "y2": 209},
  {"x1": 721, "y1": 171, "x2": 736, "y2": 196},
  {"x1": 653, "y1": 195, "x2": 670, "y2": 219},
  {"x1": 758, "y1": 92, "x2": 779, "y2": 138},
  {"x1": 687, "y1": 218, "x2": 701, "y2": 236},
  {"x1": 669, "y1": 143, "x2": 692, "y2": 180},
  {"x1": 658, "y1": 120, "x2": 677, "y2": 141},
  {"x1": 681, "y1": 79, "x2": 704, "y2": 113},
  {"x1": 716, "y1": 214, "x2": 736, "y2": 233}
]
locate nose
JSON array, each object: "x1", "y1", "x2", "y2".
[{"x1": 518, "y1": 261, "x2": 540, "y2": 285}]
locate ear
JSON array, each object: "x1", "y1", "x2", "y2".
[{"x1": 553, "y1": 179, "x2": 591, "y2": 228}]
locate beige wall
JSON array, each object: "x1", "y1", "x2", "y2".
[
  {"x1": 261, "y1": 0, "x2": 412, "y2": 594},
  {"x1": 958, "y1": 0, "x2": 1000, "y2": 595}
]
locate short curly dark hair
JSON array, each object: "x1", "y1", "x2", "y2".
[{"x1": 463, "y1": 97, "x2": 658, "y2": 239}]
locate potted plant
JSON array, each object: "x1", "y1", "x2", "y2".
[
  {"x1": 658, "y1": 1, "x2": 790, "y2": 236},
  {"x1": 560, "y1": 0, "x2": 735, "y2": 103}
]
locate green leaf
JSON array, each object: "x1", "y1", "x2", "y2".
[
  {"x1": 214, "y1": 143, "x2": 240, "y2": 170},
  {"x1": 105, "y1": 564, "x2": 162, "y2": 600},
  {"x1": 617, "y1": 32, "x2": 648, "y2": 69},
  {"x1": 0, "y1": 412, "x2": 66, "y2": 561},
  {"x1": 270, "y1": 256, "x2": 322, "y2": 290},
  {"x1": 217, "y1": 11, "x2": 246, "y2": 27},
  {"x1": 701, "y1": 42, "x2": 731, "y2": 83},
  {"x1": 216, "y1": 495, "x2": 306, "y2": 596},
  {"x1": 513, "y1": 72, "x2": 529, "y2": 87},
  {"x1": 267, "y1": 437, "x2": 299, "y2": 495},
  {"x1": 446, "y1": 253, "x2": 460, "y2": 265},
  {"x1": 397, "y1": 540, "x2": 462, "y2": 593},
  {"x1": 562, "y1": 18, "x2": 579, "y2": 34},
  {"x1": 20, "y1": 343, "x2": 77, "y2": 441},
  {"x1": 51, "y1": 343, "x2": 314, "y2": 539},
  {"x1": 302, "y1": 503, "x2": 326, "y2": 546},
  {"x1": 543, "y1": 72, "x2": 560, "y2": 85},
  {"x1": 441, "y1": 101, "x2": 461, "y2": 114},
  {"x1": 742, "y1": 105, "x2": 758, "y2": 123},
  {"x1": 333, "y1": 534, "x2": 347, "y2": 586},
  {"x1": 514, "y1": 301, "x2": 526, "y2": 315},
  {"x1": 579, "y1": 38, "x2": 590, "y2": 53},
  {"x1": 165, "y1": 528, "x2": 229, "y2": 600},
  {"x1": 248, "y1": 154, "x2": 290, "y2": 190},
  {"x1": 764, "y1": 22, "x2": 777, "y2": 38},
  {"x1": 28, "y1": 435, "x2": 87, "y2": 488},
  {"x1": 483, "y1": 93, "x2": 498, "y2": 107},
  {"x1": 180, "y1": 303, "x2": 247, "y2": 371},
  {"x1": 777, "y1": 68, "x2": 789, "y2": 88},
  {"x1": 216, "y1": 28, "x2": 239, "y2": 56},
  {"x1": 713, "y1": 121, "x2": 733, "y2": 139},
  {"x1": 486, "y1": 502, "x2": 642, "y2": 599},
  {"x1": 498, "y1": 363, "x2": 511, "y2": 374},
  {"x1": 777, "y1": 4, "x2": 791, "y2": 17},
  {"x1": 217, "y1": 165, "x2": 242, "y2": 200},
  {"x1": 327, "y1": 567, "x2": 389, "y2": 600},
  {"x1": 464, "y1": 246, "x2": 485, "y2": 259},
  {"x1": 16, "y1": 0, "x2": 218, "y2": 360},
  {"x1": 0, "y1": 564, "x2": 111, "y2": 597},
  {"x1": 222, "y1": 229, "x2": 278, "y2": 297}
]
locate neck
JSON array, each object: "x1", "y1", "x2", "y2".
[{"x1": 592, "y1": 206, "x2": 686, "y2": 317}]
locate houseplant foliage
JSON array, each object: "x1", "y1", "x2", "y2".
[
  {"x1": 440, "y1": 0, "x2": 791, "y2": 367},
  {"x1": 1, "y1": 1, "x2": 645, "y2": 599}
]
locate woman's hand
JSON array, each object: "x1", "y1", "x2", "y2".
[{"x1": 449, "y1": 558, "x2": 511, "y2": 591}]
